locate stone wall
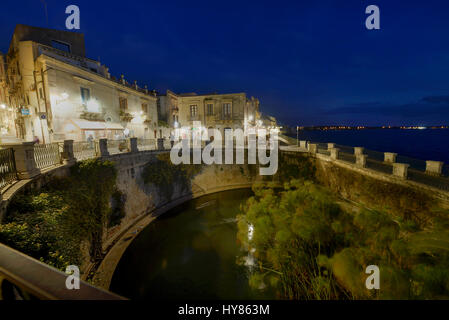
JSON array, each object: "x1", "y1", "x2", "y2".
[{"x1": 312, "y1": 152, "x2": 449, "y2": 219}]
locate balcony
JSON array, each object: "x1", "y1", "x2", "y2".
[
  {"x1": 188, "y1": 114, "x2": 200, "y2": 121},
  {"x1": 80, "y1": 110, "x2": 103, "y2": 121},
  {"x1": 215, "y1": 113, "x2": 244, "y2": 121},
  {"x1": 120, "y1": 111, "x2": 133, "y2": 122}
]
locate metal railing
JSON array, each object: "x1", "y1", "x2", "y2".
[
  {"x1": 73, "y1": 141, "x2": 97, "y2": 161},
  {"x1": 137, "y1": 138, "x2": 156, "y2": 151},
  {"x1": 0, "y1": 148, "x2": 17, "y2": 190},
  {"x1": 34, "y1": 143, "x2": 61, "y2": 170},
  {"x1": 107, "y1": 139, "x2": 128, "y2": 155}
]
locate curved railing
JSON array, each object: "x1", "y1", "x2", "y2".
[{"x1": 0, "y1": 243, "x2": 125, "y2": 300}]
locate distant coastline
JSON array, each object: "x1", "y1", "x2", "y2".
[{"x1": 282, "y1": 125, "x2": 449, "y2": 134}]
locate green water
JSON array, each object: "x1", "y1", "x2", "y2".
[{"x1": 110, "y1": 189, "x2": 276, "y2": 300}]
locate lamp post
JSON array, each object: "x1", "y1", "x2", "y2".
[{"x1": 296, "y1": 126, "x2": 299, "y2": 146}]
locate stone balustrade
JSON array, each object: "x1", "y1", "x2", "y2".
[
  {"x1": 1, "y1": 142, "x2": 40, "y2": 179},
  {"x1": 384, "y1": 152, "x2": 397, "y2": 163},
  {"x1": 426, "y1": 160, "x2": 443, "y2": 176},
  {"x1": 299, "y1": 140, "x2": 308, "y2": 149},
  {"x1": 393, "y1": 163, "x2": 409, "y2": 179},
  {"x1": 0, "y1": 137, "x2": 171, "y2": 185}
]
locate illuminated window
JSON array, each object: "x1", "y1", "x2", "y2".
[
  {"x1": 190, "y1": 105, "x2": 197, "y2": 117},
  {"x1": 119, "y1": 97, "x2": 128, "y2": 111},
  {"x1": 207, "y1": 104, "x2": 214, "y2": 115},
  {"x1": 80, "y1": 87, "x2": 90, "y2": 106},
  {"x1": 141, "y1": 103, "x2": 148, "y2": 113},
  {"x1": 223, "y1": 103, "x2": 231, "y2": 115}
]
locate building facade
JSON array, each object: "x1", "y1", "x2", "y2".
[
  {"x1": 157, "y1": 91, "x2": 263, "y2": 140},
  {"x1": 2, "y1": 24, "x2": 158, "y2": 143}
]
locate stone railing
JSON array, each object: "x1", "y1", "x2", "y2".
[
  {"x1": 0, "y1": 138, "x2": 170, "y2": 193},
  {"x1": 297, "y1": 140, "x2": 449, "y2": 190}
]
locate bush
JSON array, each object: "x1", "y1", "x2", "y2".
[
  {"x1": 237, "y1": 179, "x2": 449, "y2": 299},
  {"x1": 0, "y1": 158, "x2": 120, "y2": 269}
]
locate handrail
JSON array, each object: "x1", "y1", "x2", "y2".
[{"x1": 0, "y1": 243, "x2": 125, "y2": 300}]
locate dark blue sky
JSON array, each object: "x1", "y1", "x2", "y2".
[{"x1": 2, "y1": 0, "x2": 449, "y2": 126}]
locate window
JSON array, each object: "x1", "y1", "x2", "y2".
[
  {"x1": 223, "y1": 103, "x2": 231, "y2": 116},
  {"x1": 190, "y1": 105, "x2": 198, "y2": 117},
  {"x1": 51, "y1": 40, "x2": 71, "y2": 53},
  {"x1": 141, "y1": 103, "x2": 148, "y2": 113},
  {"x1": 80, "y1": 87, "x2": 90, "y2": 106},
  {"x1": 207, "y1": 104, "x2": 214, "y2": 115},
  {"x1": 119, "y1": 97, "x2": 128, "y2": 112}
]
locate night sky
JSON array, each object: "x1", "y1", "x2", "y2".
[{"x1": 2, "y1": 0, "x2": 449, "y2": 126}]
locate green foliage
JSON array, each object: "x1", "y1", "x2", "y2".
[
  {"x1": 0, "y1": 158, "x2": 121, "y2": 270},
  {"x1": 237, "y1": 179, "x2": 449, "y2": 300},
  {"x1": 274, "y1": 153, "x2": 316, "y2": 183},
  {"x1": 109, "y1": 188, "x2": 126, "y2": 227},
  {"x1": 142, "y1": 153, "x2": 201, "y2": 201}
]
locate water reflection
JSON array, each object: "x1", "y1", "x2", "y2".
[{"x1": 110, "y1": 189, "x2": 276, "y2": 300}]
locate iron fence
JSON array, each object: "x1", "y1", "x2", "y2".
[
  {"x1": 137, "y1": 138, "x2": 156, "y2": 151},
  {"x1": 34, "y1": 143, "x2": 61, "y2": 170},
  {"x1": 73, "y1": 141, "x2": 97, "y2": 161},
  {"x1": 107, "y1": 139, "x2": 128, "y2": 155},
  {"x1": 0, "y1": 148, "x2": 17, "y2": 190}
]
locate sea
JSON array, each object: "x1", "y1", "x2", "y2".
[{"x1": 288, "y1": 128, "x2": 449, "y2": 165}]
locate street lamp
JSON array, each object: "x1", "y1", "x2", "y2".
[{"x1": 296, "y1": 126, "x2": 299, "y2": 146}]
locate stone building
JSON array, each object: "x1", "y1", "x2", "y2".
[
  {"x1": 0, "y1": 51, "x2": 18, "y2": 139},
  {"x1": 3, "y1": 24, "x2": 158, "y2": 143},
  {"x1": 157, "y1": 90, "x2": 262, "y2": 140}
]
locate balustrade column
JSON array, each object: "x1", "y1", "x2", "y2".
[
  {"x1": 308, "y1": 143, "x2": 318, "y2": 154},
  {"x1": 393, "y1": 163, "x2": 409, "y2": 179},
  {"x1": 425, "y1": 160, "x2": 443, "y2": 176},
  {"x1": 327, "y1": 143, "x2": 335, "y2": 149},
  {"x1": 1, "y1": 142, "x2": 40, "y2": 179},
  {"x1": 330, "y1": 148, "x2": 340, "y2": 160},
  {"x1": 356, "y1": 154, "x2": 367, "y2": 168},
  {"x1": 128, "y1": 137, "x2": 138, "y2": 153},
  {"x1": 61, "y1": 140, "x2": 76, "y2": 165},
  {"x1": 299, "y1": 140, "x2": 308, "y2": 149},
  {"x1": 384, "y1": 152, "x2": 397, "y2": 163},
  {"x1": 98, "y1": 138, "x2": 110, "y2": 157},
  {"x1": 354, "y1": 147, "x2": 364, "y2": 155},
  {"x1": 157, "y1": 138, "x2": 165, "y2": 150}
]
